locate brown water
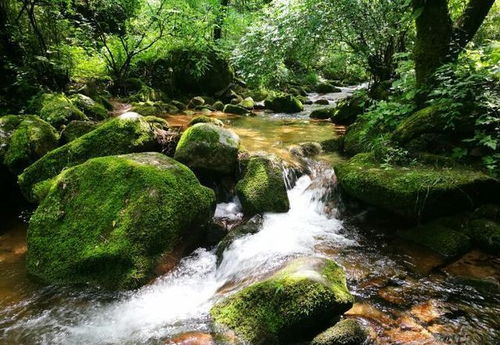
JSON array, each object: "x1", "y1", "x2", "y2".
[{"x1": 1, "y1": 87, "x2": 499, "y2": 344}]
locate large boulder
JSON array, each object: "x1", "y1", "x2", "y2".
[
  {"x1": 331, "y1": 92, "x2": 371, "y2": 126},
  {"x1": 0, "y1": 115, "x2": 59, "y2": 174},
  {"x1": 174, "y1": 123, "x2": 240, "y2": 175},
  {"x1": 236, "y1": 155, "x2": 290, "y2": 216},
  {"x1": 37, "y1": 93, "x2": 88, "y2": 128},
  {"x1": 264, "y1": 95, "x2": 304, "y2": 113},
  {"x1": 70, "y1": 93, "x2": 109, "y2": 121},
  {"x1": 19, "y1": 115, "x2": 170, "y2": 202},
  {"x1": 210, "y1": 257, "x2": 354, "y2": 345},
  {"x1": 342, "y1": 120, "x2": 377, "y2": 156},
  {"x1": 60, "y1": 120, "x2": 100, "y2": 143},
  {"x1": 335, "y1": 153, "x2": 499, "y2": 221},
  {"x1": 26, "y1": 153, "x2": 215, "y2": 290},
  {"x1": 311, "y1": 319, "x2": 368, "y2": 345},
  {"x1": 467, "y1": 219, "x2": 500, "y2": 254}
]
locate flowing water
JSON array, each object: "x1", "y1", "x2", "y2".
[{"x1": 1, "y1": 86, "x2": 499, "y2": 344}]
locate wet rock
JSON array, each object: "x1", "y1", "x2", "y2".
[
  {"x1": 174, "y1": 123, "x2": 240, "y2": 175},
  {"x1": 70, "y1": 93, "x2": 109, "y2": 121},
  {"x1": 216, "y1": 215, "x2": 263, "y2": 263},
  {"x1": 264, "y1": 95, "x2": 304, "y2": 113},
  {"x1": 335, "y1": 152, "x2": 499, "y2": 221},
  {"x1": 26, "y1": 152, "x2": 215, "y2": 290},
  {"x1": 331, "y1": 93, "x2": 371, "y2": 126},
  {"x1": 472, "y1": 204, "x2": 500, "y2": 222},
  {"x1": 19, "y1": 115, "x2": 170, "y2": 202},
  {"x1": 60, "y1": 120, "x2": 99, "y2": 143},
  {"x1": 316, "y1": 82, "x2": 341, "y2": 94},
  {"x1": 315, "y1": 99, "x2": 330, "y2": 105},
  {"x1": 410, "y1": 300, "x2": 447, "y2": 324},
  {"x1": 398, "y1": 221, "x2": 472, "y2": 258},
  {"x1": 467, "y1": 219, "x2": 500, "y2": 253},
  {"x1": 311, "y1": 319, "x2": 368, "y2": 345},
  {"x1": 171, "y1": 100, "x2": 187, "y2": 111},
  {"x1": 188, "y1": 116, "x2": 224, "y2": 128},
  {"x1": 310, "y1": 107, "x2": 335, "y2": 120},
  {"x1": 36, "y1": 93, "x2": 88, "y2": 128},
  {"x1": 212, "y1": 101, "x2": 225, "y2": 111},
  {"x1": 236, "y1": 154, "x2": 290, "y2": 216},
  {"x1": 290, "y1": 142, "x2": 323, "y2": 158},
  {"x1": 164, "y1": 332, "x2": 216, "y2": 345},
  {"x1": 188, "y1": 97, "x2": 206, "y2": 109},
  {"x1": 210, "y1": 257, "x2": 354, "y2": 345},
  {"x1": 0, "y1": 115, "x2": 59, "y2": 174},
  {"x1": 223, "y1": 104, "x2": 250, "y2": 115}
]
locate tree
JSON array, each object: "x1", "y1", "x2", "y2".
[{"x1": 412, "y1": 0, "x2": 497, "y2": 88}]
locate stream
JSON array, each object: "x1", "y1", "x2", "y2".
[{"x1": 1, "y1": 86, "x2": 499, "y2": 344}]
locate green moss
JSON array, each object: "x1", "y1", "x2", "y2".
[
  {"x1": 321, "y1": 137, "x2": 344, "y2": 153},
  {"x1": 38, "y1": 93, "x2": 88, "y2": 128},
  {"x1": 212, "y1": 101, "x2": 225, "y2": 111},
  {"x1": 61, "y1": 120, "x2": 100, "y2": 143},
  {"x1": 342, "y1": 120, "x2": 378, "y2": 155},
  {"x1": 188, "y1": 116, "x2": 223, "y2": 127},
  {"x1": 236, "y1": 155, "x2": 290, "y2": 216},
  {"x1": 335, "y1": 153, "x2": 499, "y2": 220},
  {"x1": 223, "y1": 104, "x2": 250, "y2": 115},
  {"x1": 392, "y1": 105, "x2": 445, "y2": 144},
  {"x1": 398, "y1": 222, "x2": 471, "y2": 258},
  {"x1": 467, "y1": 219, "x2": 500, "y2": 253},
  {"x1": 19, "y1": 116, "x2": 169, "y2": 202},
  {"x1": 210, "y1": 257, "x2": 353, "y2": 345},
  {"x1": 0, "y1": 115, "x2": 59, "y2": 174},
  {"x1": 27, "y1": 152, "x2": 215, "y2": 290},
  {"x1": 310, "y1": 107, "x2": 335, "y2": 120},
  {"x1": 264, "y1": 95, "x2": 304, "y2": 113},
  {"x1": 174, "y1": 123, "x2": 240, "y2": 175},
  {"x1": 70, "y1": 94, "x2": 109, "y2": 121},
  {"x1": 240, "y1": 97, "x2": 255, "y2": 110},
  {"x1": 311, "y1": 319, "x2": 368, "y2": 345},
  {"x1": 331, "y1": 93, "x2": 370, "y2": 126}
]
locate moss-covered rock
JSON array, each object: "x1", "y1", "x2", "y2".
[
  {"x1": 331, "y1": 93, "x2": 371, "y2": 126},
  {"x1": 19, "y1": 115, "x2": 170, "y2": 202},
  {"x1": 0, "y1": 115, "x2": 59, "y2": 174},
  {"x1": 392, "y1": 105, "x2": 474, "y2": 145},
  {"x1": 472, "y1": 204, "x2": 500, "y2": 222},
  {"x1": 398, "y1": 222, "x2": 472, "y2": 258},
  {"x1": 188, "y1": 115, "x2": 224, "y2": 127},
  {"x1": 26, "y1": 152, "x2": 215, "y2": 290},
  {"x1": 310, "y1": 107, "x2": 335, "y2": 120},
  {"x1": 132, "y1": 101, "x2": 178, "y2": 116},
  {"x1": 240, "y1": 97, "x2": 255, "y2": 110},
  {"x1": 236, "y1": 155, "x2": 290, "y2": 216},
  {"x1": 216, "y1": 217, "x2": 263, "y2": 264},
  {"x1": 467, "y1": 219, "x2": 500, "y2": 253},
  {"x1": 38, "y1": 93, "x2": 88, "y2": 128},
  {"x1": 171, "y1": 100, "x2": 187, "y2": 111},
  {"x1": 321, "y1": 137, "x2": 344, "y2": 153},
  {"x1": 174, "y1": 123, "x2": 240, "y2": 175},
  {"x1": 335, "y1": 153, "x2": 499, "y2": 220},
  {"x1": 61, "y1": 120, "x2": 100, "y2": 143},
  {"x1": 210, "y1": 257, "x2": 354, "y2": 345},
  {"x1": 316, "y1": 83, "x2": 341, "y2": 94},
  {"x1": 265, "y1": 95, "x2": 304, "y2": 113},
  {"x1": 223, "y1": 104, "x2": 250, "y2": 115},
  {"x1": 70, "y1": 94, "x2": 109, "y2": 121},
  {"x1": 311, "y1": 319, "x2": 368, "y2": 345},
  {"x1": 213, "y1": 101, "x2": 225, "y2": 111}
]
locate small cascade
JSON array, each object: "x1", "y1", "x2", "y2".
[{"x1": 1, "y1": 161, "x2": 354, "y2": 345}]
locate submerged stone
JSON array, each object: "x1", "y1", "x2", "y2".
[
  {"x1": 264, "y1": 95, "x2": 304, "y2": 113},
  {"x1": 0, "y1": 115, "x2": 59, "y2": 174},
  {"x1": 335, "y1": 153, "x2": 499, "y2": 220},
  {"x1": 210, "y1": 257, "x2": 354, "y2": 345},
  {"x1": 311, "y1": 319, "x2": 368, "y2": 345},
  {"x1": 19, "y1": 116, "x2": 170, "y2": 202},
  {"x1": 26, "y1": 153, "x2": 215, "y2": 290},
  {"x1": 174, "y1": 123, "x2": 240, "y2": 175},
  {"x1": 236, "y1": 154, "x2": 290, "y2": 216}
]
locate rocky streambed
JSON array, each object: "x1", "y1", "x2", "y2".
[{"x1": 0, "y1": 87, "x2": 499, "y2": 345}]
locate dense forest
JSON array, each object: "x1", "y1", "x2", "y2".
[{"x1": 0, "y1": 0, "x2": 499, "y2": 344}]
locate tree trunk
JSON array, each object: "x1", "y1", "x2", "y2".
[
  {"x1": 214, "y1": 0, "x2": 229, "y2": 40},
  {"x1": 412, "y1": 0, "x2": 453, "y2": 89}
]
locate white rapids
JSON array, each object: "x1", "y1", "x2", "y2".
[{"x1": 3, "y1": 166, "x2": 356, "y2": 345}]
